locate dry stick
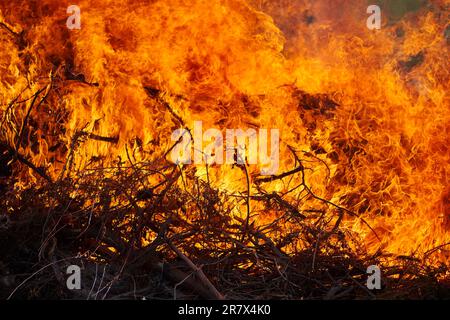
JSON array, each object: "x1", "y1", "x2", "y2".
[
  {"x1": 15, "y1": 86, "x2": 48, "y2": 151},
  {"x1": 58, "y1": 125, "x2": 87, "y2": 181},
  {"x1": 92, "y1": 181, "x2": 148, "y2": 300},
  {"x1": 0, "y1": 86, "x2": 29, "y2": 130},
  {"x1": 7, "y1": 255, "x2": 81, "y2": 300},
  {"x1": 78, "y1": 131, "x2": 119, "y2": 144},
  {"x1": 240, "y1": 161, "x2": 251, "y2": 243},
  {"x1": 5, "y1": 83, "x2": 53, "y2": 182},
  {"x1": 311, "y1": 207, "x2": 345, "y2": 268},
  {"x1": 348, "y1": 276, "x2": 376, "y2": 299},
  {"x1": 58, "y1": 127, "x2": 118, "y2": 181},
  {"x1": 254, "y1": 165, "x2": 304, "y2": 184},
  {"x1": 302, "y1": 181, "x2": 380, "y2": 241},
  {"x1": 0, "y1": 21, "x2": 20, "y2": 37},
  {"x1": 288, "y1": 146, "x2": 380, "y2": 240},
  {"x1": 166, "y1": 239, "x2": 225, "y2": 300},
  {"x1": 124, "y1": 143, "x2": 153, "y2": 192},
  {"x1": 144, "y1": 87, "x2": 186, "y2": 127},
  {"x1": 144, "y1": 87, "x2": 194, "y2": 159},
  {"x1": 266, "y1": 191, "x2": 307, "y2": 219},
  {"x1": 118, "y1": 168, "x2": 181, "y2": 286},
  {"x1": 173, "y1": 272, "x2": 194, "y2": 300},
  {"x1": 312, "y1": 232, "x2": 320, "y2": 272},
  {"x1": 423, "y1": 242, "x2": 450, "y2": 259},
  {"x1": 177, "y1": 164, "x2": 207, "y2": 219},
  {"x1": 303, "y1": 150, "x2": 332, "y2": 181},
  {"x1": 0, "y1": 141, "x2": 52, "y2": 182},
  {"x1": 252, "y1": 230, "x2": 287, "y2": 259}
]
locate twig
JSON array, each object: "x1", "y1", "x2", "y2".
[
  {"x1": 166, "y1": 239, "x2": 225, "y2": 300},
  {"x1": 0, "y1": 141, "x2": 52, "y2": 183}
]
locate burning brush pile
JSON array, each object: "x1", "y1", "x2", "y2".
[{"x1": 0, "y1": 0, "x2": 449, "y2": 299}]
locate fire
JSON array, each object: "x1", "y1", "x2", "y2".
[{"x1": 0, "y1": 0, "x2": 449, "y2": 271}]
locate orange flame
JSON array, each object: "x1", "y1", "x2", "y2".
[{"x1": 0, "y1": 0, "x2": 448, "y2": 267}]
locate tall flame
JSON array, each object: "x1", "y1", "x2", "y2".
[{"x1": 1, "y1": 0, "x2": 449, "y2": 266}]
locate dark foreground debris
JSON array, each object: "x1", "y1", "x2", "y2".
[{"x1": 0, "y1": 158, "x2": 448, "y2": 300}]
